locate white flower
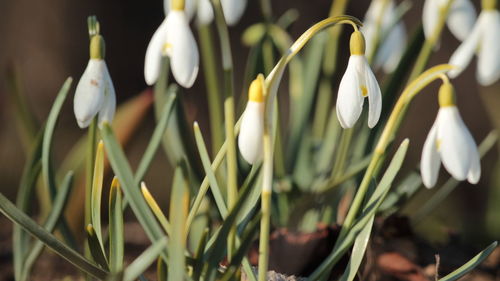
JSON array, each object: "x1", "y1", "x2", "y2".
[
  {"x1": 423, "y1": 0, "x2": 476, "y2": 42},
  {"x1": 221, "y1": 0, "x2": 247, "y2": 26},
  {"x1": 361, "y1": 0, "x2": 407, "y2": 73},
  {"x1": 448, "y1": 9, "x2": 500, "y2": 86},
  {"x1": 336, "y1": 31, "x2": 382, "y2": 129},
  {"x1": 144, "y1": 10, "x2": 199, "y2": 88},
  {"x1": 163, "y1": 0, "x2": 214, "y2": 25},
  {"x1": 238, "y1": 78, "x2": 264, "y2": 164},
  {"x1": 420, "y1": 83, "x2": 480, "y2": 188},
  {"x1": 74, "y1": 59, "x2": 116, "y2": 128}
]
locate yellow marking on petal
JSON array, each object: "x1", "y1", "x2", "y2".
[
  {"x1": 361, "y1": 85, "x2": 368, "y2": 97},
  {"x1": 248, "y1": 77, "x2": 264, "y2": 102},
  {"x1": 436, "y1": 139, "x2": 442, "y2": 151},
  {"x1": 162, "y1": 43, "x2": 172, "y2": 54}
]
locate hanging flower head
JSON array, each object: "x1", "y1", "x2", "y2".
[
  {"x1": 221, "y1": 0, "x2": 247, "y2": 26},
  {"x1": 145, "y1": 0, "x2": 199, "y2": 88},
  {"x1": 238, "y1": 76, "x2": 265, "y2": 164},
  {"x1": 448, "y1": 0, "x2": 500, "y2": 86},
  {"x1": 361, "y1": 0, "x2": 407, "y2": 73},
  {"x1": 423, "y1": 0, "x2": 476, "y2": 43},
  {"x1": 420, "y1": 80, "x2": 481, "y2": 188},
  {"x1": 336, "y1": 30, "x2": 382, "y2": 129},
  {"x1": 74, "y1": 18, "x2": 116, "y2": 129}
]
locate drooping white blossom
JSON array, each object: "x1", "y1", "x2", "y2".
[
  {"x1": 423, "y1": 0, "x2": 476, "y2": 42},
  {"x1": 221, "y1": 0, "x2": 247, "y2": 26},
  {"x1": 144, "y1": 10, "x2": 199, "y2": 88},
  {"x1": 420, "y1": 83, "x2": 480, "y2": 188},
  {"x1": 336, "y1": 31, "x2": 382, "y2": 129},
  {"x1": 238, "y1": 78, "x2": 265, "y2": 164},
  {"x1": 448, "y1": 8, "x2": 500, "y2": 86},
  {"x1": 74, "y1": 35, "x2": 116, "y2": 129},
  {"x1": 361, "y1": 0, "x2": 407, "y2": 73}
]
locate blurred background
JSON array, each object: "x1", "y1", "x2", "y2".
[{"x1": 0, "y1": 0, "x2": 498, "y2": 251}]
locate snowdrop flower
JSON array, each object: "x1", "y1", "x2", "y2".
[
  {"x1": 145, "y1": 0, "x2": 199, "y2": 88},
  {"x1": 448, "y1": 0, "x2": 500, "y2": 86},
  {"x1": 336, "y1": 31, "x2": 382, "y2": 129},
  {"x1": 221, "y1": 0, "x2": 247, "y2": 26},
  {"x1": 163, "y1": 0, "x2": 214, "y2": 25},
  {"x1": 423, "y1": 0, "x2": 476, "y2": 42},
  {"x1": 420, "y1": 81, "x2": 480, "y2": 188},
  {"x1": 361, "y1": 0, "x2": 407, "y2": 73},
  {"x1": 74, "y1": 34, "x2": 116, "y2": 128},
  {"x1": 238, "y1": 77, "x2": 265, "y2": 164}
]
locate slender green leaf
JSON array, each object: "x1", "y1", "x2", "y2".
[
  {"x1": 41, "y1": 77, "x2": 77, "y2": 247},
  {"x1": 135, "y1": 92, "x2": 177, "y2": 183},
  {"x1": 193, "y1": 122, "x2": 227, "y2": 218},
  {"x1": 339, "y1": 215, "x2": 374, "y2": 281},
  {"x1": 13, "y1": 131, "x2": 44, "y2": 281},
  {"x1": 91, "y1": 140, "x2": 105, "y2": 250},
  {"x1": 192, "y1": 228, "x2": 209, "y2": 281},
  {"x1": 86, "y1": 224, "x2": 109, "y2": 270},
  {"x1": 20, "y1": 171, "x2": 74, "y2": 281},
  {"x1": 109, "y1": 177, "x2": 124, "y2": 273},
  {"x1": 169, "y1": 164, "x2": 190, "y2": 281},
  {"x1": 122, "y1": 238, "x2": 168, "y2": 281},
  {"x1": 101, "y1": 123, "x2": 167, "y2": 258},
  {"x1": 438, "y1": 242, "x2": 497, "y2": 281},
  {"x1": 222, "y1": 213, "x2": 262, "y2": 281},
  {"x1": 0, "y1": 192, "x2": 107, "y2": 279},
  {"x1": 157, "y1": 257, "x2": 168, "y2": 281},
  {"x1": 185, "y1": 119, "x2": 242, "y2": 231},
  {"x1": 308, "y1": 139, "x2": 410, "y2": 280},
  {"x1": 203, "y1": 174, "x2": 255, "y2": 280}
]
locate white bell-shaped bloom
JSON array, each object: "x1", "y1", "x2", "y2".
[
  {"x1": 361, "y1": 0, "x2": 407, "y2": 73},
  {"x1": 423, "y1": 0, "x2": 476, "y2": 42},
  {"x1": 238, "y1": 78, "x2": 265, "y2": 164},
  {"x1": 448, "y1": 8, "x2": 500, "y2": 86},
  {"x1": 164, "y1": 0, "x2": 214, "y2": 24},
  {"x1": 144, "y1": 10, "x2": 199, "y2": 88},
  {"x1": 420, "y1": 83, "x2": 480, "y2": 188},
  {"x1": 336, "y1": 31, "x2": 382, "y2": 129},
  {"x1": 221, "y1": 0, "x2": 247, "y2": 26},
  {"x1": 74, "y1": 59, "x2": 116, "y2": 128}
]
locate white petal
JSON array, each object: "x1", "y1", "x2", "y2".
[
  {"x1": 166, "y1": 11, "x2": 199, "y2": 88},
  {"x1": 221, "y1": 0, "x2": 247, "y2": 26},
  {"x1": 164, "y1": 0, "x2": 169, "y2": 16},
  {"x1": 144, "y1": 18, "x2": 169, "y2": 85},
  {"x1": 197, "y1": 0, "x2": 214, "y2": 25},
  {"x1": 467, "y1": 140, "x2": 481, "y2": 184},
  {"x1": 477, "y1": 11, "x2": 500, "y2": 86},
  {"x1": 446, "y1": 0, "x2": 477, "y2": 41},
  {"x1": 448, "y1": 14, "x2": 484, "y2": 78},
  {"x1": 98, "y1": 64, "x2": 116, "y2": 128},
  {"x1": 336, "y1": 56, "x2": 364, "y2": 129},
  {"x1": 74, "y1": 59, "x2": 106, "y2": 128},
  {"x1": 436, "y1": 107, "x2": 475, "y2": 181},
  {"x1": 423, "y1": 0, "x2": 440, "y2": 41},
  {"x1": 363, "y1": 58, "x2": 382, "y2": 128},
  {"x1": 238, "y1": 101, "x2": 264, "y2": 164},
  {"x1": 421, "y1": 122, "x2": 441, "y2": 188}
]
